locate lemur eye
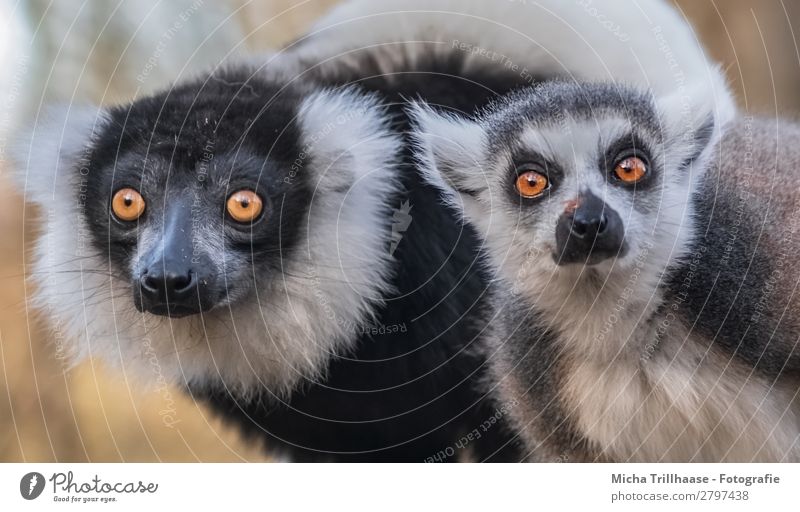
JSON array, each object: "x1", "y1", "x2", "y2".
[
  {"x1": 614, "y1": 156, "x2": 647, "y2": 184},
  {"x1": 226, "y1": 190, "x2": 263, "y2": 223},
  {"x1": 515, "y1": 170, "x2": 549, "y2": 198},
  {"x1": 111, "y1": 188, "x2": 146, "y2": 222}
]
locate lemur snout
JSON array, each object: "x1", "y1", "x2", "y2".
[
  {"x1": 137, "y1": 255, "x2": 218, "y2": 317},
  {"x1": 554, "y1": 190, "x2": 625, "y2": 266},
  {"x1": 134, "y1": 203, "x2": 218, "y2": 318}
]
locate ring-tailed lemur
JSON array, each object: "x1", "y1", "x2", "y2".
[
  {"x1": 12, "y1": 0, "x2": 724, "y2": 461},
  {"x1": 413, "y1": 80, "x2": 800, "y2": 462}
]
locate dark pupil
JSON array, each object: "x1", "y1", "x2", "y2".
[
  {"x1": 240, "y1": 198, "x2": 250, "y2": 209},
  {"x1": 123, "y1": 196, "x2": 133, "y2": 207}
]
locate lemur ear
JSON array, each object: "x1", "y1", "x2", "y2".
[
  {"x1": 297, "y1": 87, "x2": 401, "y2": 191},
  {"x1": 409, "y1": 101, "x2": 488, "y2": 201},
  {"x1": 12, "y1": 105, "x2": 107, "y2": 205},
  {"x1": 655, "y1": 85, "x2": 718, "y2": 171}
]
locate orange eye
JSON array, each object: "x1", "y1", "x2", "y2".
[
  {"x1": 515, "y1": 170, "x2": 549, "y2": 198},
  {"x1": 614, "y1": 156, "x2": 647, "y2": 184},
  {"x1": 226, "y1": 190, "x2": 263, "y2": 223},
  {"x1": 111, "y1": 188, "x2": 146, "y2": 221}
]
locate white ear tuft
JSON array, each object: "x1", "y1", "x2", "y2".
[
  {"x1": 656, "y1": 84, "x2": 718, "y2": 174},
  {"x1": 408, "y1": 101, "x2": 488, "y2": 203},
  {"x1": 11, "y1": 105, "x2": 107, "y2": 205}
]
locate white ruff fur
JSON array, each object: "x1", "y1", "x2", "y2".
[
  {"x1": 559, "y1": 322, "x2": 800, "y2": 462},
  {"x1": 14, "y1": 90, "x2": 401, "y2": 398}
]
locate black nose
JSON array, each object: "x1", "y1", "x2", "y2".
[
  {"x1": 555, "y1": 191, "x2": 626, "y2": 266},
  {"x1": 141, "y1": 268, "x2": 195, "y2": 299},
  {"x1": 569, "y1": 211, "x2": 609, "y2": 239},
  {"x1": 138, "y1": 263, "x2": 202, "y2": 317}
]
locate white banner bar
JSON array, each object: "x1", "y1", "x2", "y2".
[{"x1": 1, "y1": 463, "x2": 795, "y2": 510}]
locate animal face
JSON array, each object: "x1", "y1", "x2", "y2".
[
  {"x1": 13, "y1": 71, "x2": 401, "y2": 394},
  {"x1": 84, "y1": 76, "x2": 313, "y2": 318},
  {"x1": 413, "y1": 82, "x2": 716, "y2": 299}
]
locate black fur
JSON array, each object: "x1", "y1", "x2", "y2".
[{"x1": 182, "y1": 54, "x2": 540, "y2": 460}]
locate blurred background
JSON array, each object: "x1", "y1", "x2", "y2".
[{"x1": 0, "y1": 0, "x2": 798, "y2": 462}]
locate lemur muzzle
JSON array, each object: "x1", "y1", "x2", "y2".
[{"x1": 554, "y1": 190, "x2": 626, "y2": 266}]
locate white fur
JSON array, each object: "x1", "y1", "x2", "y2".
[
  {"x1": 554, "y1": 317, "x2": 800, "y2": 462},
  {"x1": 13, "y1": 89, "x2": 401, "y2": 398},
  {"x1": 293, "y1": 0, "x2": 736, "y2": 124},
  {"x1": 409, "y1": 102, "x2": 488, "y2": 208}
]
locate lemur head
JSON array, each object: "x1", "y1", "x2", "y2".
[
  {"x1": 13, "y1": 68, "x2": 400, "y2": 395},
  {"x1": 413, "y1": 82, "x2": 717, "y2": 304}
]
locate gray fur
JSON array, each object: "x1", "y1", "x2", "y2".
[{"x1": 414, "y1": 82, "x2": 800, "y2": 462}]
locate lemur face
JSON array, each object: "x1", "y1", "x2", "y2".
[
  {"x1": 87, "y1": 77, "x2": 311, "y2": 318},
  {"x1": 14, "y1": 70, "x2": 400, "y2": 393},
  {"x1": 414, "y1": 82, "x2": 716, "y2": 295}
]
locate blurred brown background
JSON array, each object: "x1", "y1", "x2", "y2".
[{"x1": 0, "y1": 0, "x2": 798, "y2": 462}]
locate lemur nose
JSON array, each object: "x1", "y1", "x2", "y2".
[
  {"x1": 554, "y1": 191, "x2": 626, "y2": 266},
  {"x1": 141, "y1": 268, "x2": 196, "y2": 298},
  {"x1": 569, "y1": 212, "x2": 608, "y2": 239},
  {"x1": 138, "y1": 262, "x2": 202, "y2": 318}
]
